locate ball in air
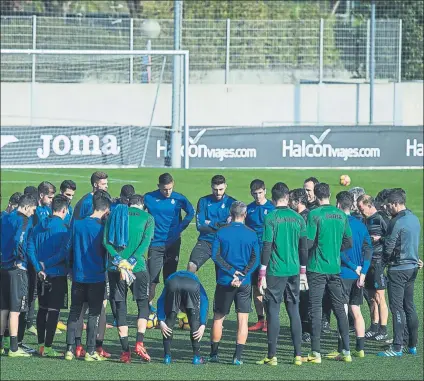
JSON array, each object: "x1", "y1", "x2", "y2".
[
  {"x1": 141, "y1": 19, "x2": 161, "y2": 39},
  {"x1": 340, "y1": 174, "x2": 351, "y2": 187}
]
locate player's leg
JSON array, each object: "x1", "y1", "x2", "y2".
[
  {"x1": 0, "y1": 269, "x2": 11, "y2": 354},
  {"x1": 373, "y1": 261, "x2": 388, "y2": 340},
  {"x1": 284, "y1": 275, "x2": 302, "y2": 364},
  {"x1": 74, "y1": 303, "x2": 87, "y2": 357},
  {"x1": 17, "y1": 267, "x2": 36, "y2": 351},
  {"x1": 36, "y1": 277, "x2": 48, "y2": 354},
  {"x1": 25, "y1": 265, "x2": 38, "y2": 334},
  {"x1": 232, "y1": 283, "x2": 252, "y2": 365},
  {"x1": 95, "y1": 274, "x2": 111, "y2": 358},
  {"x1": 147, "y1": 246, "x2": 165, "y2": 306},
  {"x1": 187, "y1": 240, "x2": 212, "y2": 274},
  {"x1": 163, "y1": 238, "x2": 181, "y2": 282},
  {"x1": 365, "y1": 263, "x2": 380, "y2": 337},
  {"x1": 249, "y1": 267, "x2": 266, "y2": 332},
  {"x1": 299, "y1": 288, "x2": 311, "y2": 342},
  {"x1": 163, "y1": 311, "x2": 177, "y2": 363},
  {"x1": 321, "y1": 287, "x2": 332, "y2": 334},
  {"x1": 351, "y1": 305, "x2": 365, "y2": 356},
  {"x1": 402, "y1": 268, "x2": 419, "y2": 351},
  {"x1": 65, "y1": 282, "x2": 85, "y2": 359}
]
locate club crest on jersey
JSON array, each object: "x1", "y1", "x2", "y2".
[
  {"x1": 171, "y1": 199, "x2": 175, "y2": 204},
  {"x1": 264, "y1": 210, "x2": 268, "y2": 215},
  {"x1": 221, "y1": 203, "x2": 225, "y2": 209}
]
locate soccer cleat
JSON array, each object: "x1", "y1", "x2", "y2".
[
  {"x1": 134, "y1": 342, "x2": 151, "y2": 362},
  {"x1": 321, "y1": 321, "x2": 331, "y2": 334},
  {"x1": 208, "y1": 354, "x2": 219, "y2": 363},
  {"x1": 96, "y1": 347, "x2": 111, "y2": 359},
  {"x1": 120, "y1": 351, "x2": 131, "y2": 364},
  {"x1": 85, "y1": 352, "x2": 106, "y2": 362},
  {"x1": 8, "y1": 347, "x2": 31, "y2": 357},
  {"x1": 19, "y1": 343, "x2": 36, "y2": 354},
  {"x1": 248, "y1": 320, "x2": 266, "y2": 332},
  {"x1": 57, "y1": 321, "x2": 67, "y2": 331},
  {"x1": 75, "y1": 345, "x2": 86, "y2": 358},
  {"x1": 256, "y1": 356, "x2": 278, "y2": 366},
  {"x1": 38, "y1": 344, "x2": 45, "y2": 356},
  {"x1": 333, "y1": 352, "x2": 352, "y2": 362},
  {"x1": 4, "y1": 337, "x2": 10, "y2": 350},
  {"x1": 0, "y1": 348, "x2": 5, "y2": 356},
  {"x1": 163, "y1": 354, "x2": 172, "y2": 364},
  {"x1": 232, "y1": 357, "x2": 243, "y2": 365},
  {"x1": 365, "y1": 329, "x2": 378, "y2": 339},
  {"x1": 302, "y1": 332, "x2": 311, "y2": 343},
  {"x1": 325, "y1": 351, "x2": 340, "y2": 359},
  {"x1": 26, "y1": 325, "x2": 38, "y2": 336},
  {"x1": 55, "y1": 328, "x2": 62, "y2": 335},
  {"x1": 192, "y1": 355, "x2": 206, "y2": 365},
  {"x1": 42, "y1": 347, "x2": 63, "y2": 357},
  {"x1": 377, "y1": 347, "x2": 402, "y2": 357},
  {"x1": 177, "y1": 311, "x2": 187, "y2": 320},
  {"x1": 65, "y1": 351, "x2": 75, "y2": 361},
  {"x1": 404, "y1": 347, "x2": 417, "y2": 355},
  {"x1": 305, "y1": 352, "x2": 322, "y2": 364},
  {"x1": 373, "y1": 333, "x2": 389, "y2": 341},
  {"x1": 262, "y1": 321, "x2": 268, "y2": 332},
  {"x1": 293, "y1": 356, "x2": 302, "y2": 366},
  {"x1": 352, "y1": 349, "x2": 365, "y2": 358}
]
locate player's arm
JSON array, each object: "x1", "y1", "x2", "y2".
[
  {"x1": 211, "y1": 234, "x2": 236, "y2": 276},
  {"x1": 243, "y1": 238, "x2": 260, "y2": 279},
  {"x1": 199, "y1": 283, "x2": 209, "y2": 326},
  {"x1": 128, "y1": 215, "x2": 155, "y2": 265},
  {"x1": 361, "y1": 230, "x2": 373, "y2": 275},
  {"x1": 156, "y1": 287, "x2": 167, "y2": 322},
  {"x1": 260, "y1": 216, "x2": 273, "y2": 267},
  {"x1": 378, "y1": 216, "x2": 389, "y2": 244},
  {"x1": 178, "y1": 196, "x2": 195, "y2": 233},
  {"x1": 298, "y1": 219, "x2": 308, "y2": 269},
  {"x1": 102, "y1": 216, "x2": 120, "y2": 258},
  {"x1": 306, "y1": 212, "x2": 318, "y2": 250},
  {"x1": 196, "y1": 198, "x2": 216, "y2": 234},
  {"x1": 340, "y1": 217, "x2": 353, "y2": 251},
  {"x1": 383, "y1": 219, "x2": 401, "y2": 266},
  {"x1": 26, "y1": 231, "x2": 43, "y2": 273}
]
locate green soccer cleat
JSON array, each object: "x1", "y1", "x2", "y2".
[
  {"x1": 293, "y1": 356, "x2": 302, "y2": 366},
  {"x1": 4, "y1": 337, "x2": 10, "y2": 350},
  {"x1": 256, "y1": 356, "x2": 278, "y2": 366},
  {"x1": 43, "y1": 347, "x2": 63, "y2": 358},
  {"x1": 208, "y1": 354, "x2": 219, "y2": 363},
  {"x1": 8, "y1": 347, "x2": 32, "y2": 358},
  {"x1": 305, "y1": 352, "x2": 322, "y2": 364},
  {"x1": 334, "y1": 352, "x2": 352, "y2": 362},
  {"x1": 26, "y1": 326, "x2": 38, "y2": 336},
  {"x1": 0, "y1": 348, "x2": 4, "y2": 356},
  {"x1": 352, "y1": 349, "x2": 365, "y2": 358},
  {"x1": 65, "y1": 351, "x2": 75, "y2": 361},
  {"x1": 84, "y1": 352, "x2": 106, "y2": 362},
  {"x1": 325, "y1": 350, "x2": 340, "y2": 359}
]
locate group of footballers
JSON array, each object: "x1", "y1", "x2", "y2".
[{"x1": 0, "y1": 171, "x2": 421, "y2": 366}]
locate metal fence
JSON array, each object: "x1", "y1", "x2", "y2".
[{"x1": 1, "y1": 16, "x2": 402, "y2": 84}]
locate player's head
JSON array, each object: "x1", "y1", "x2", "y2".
[
  {"x1": 356, "y1": 194, "x2": 376, "y2": 218},
  {"x1": 336, "y1": 191, "x2": 354, "y2": 213},
  {"x1": 38, "y1": 181, "x2": 56, "y2": 207},
  {"x1": 92, "y1": 189, "x2": 112, "y2": 214},
  {"x1": 17, "y1": 194, "x2": 38, "y2": 217},
  {"x1": 158, "y1": 173, "x2": 174, "y2": 198},
  {"x1": 24, "y1": 186, "x2": 38, "y2": 199},
  {"x1": 289, "y1": 188, "x2": 308, "y2": 212},
  {"x1": 348, "y1": 187, "x2": 365, "y2": 212},
  {"x1": 303, "y1": 177, "x2": 319, "y2": 202},
  {"x1": 386, "y1": 188, "x2": 406, "y2": 216},
  {"x1": 51, "y1": 194, "x2": 69, "y2": 220},
  {"x1": 272, "y1": 183, "x2": 289, "y2": 205},
  {"x1": 375, "y1": 188, "x2": 392, "y2": 212},
  {"x1": 250, "y1": 179, "x2": 266, "y2": 204},
  {"x1": 91, "y1": 171, "x2": 108, "y2": 191},
  {"x1": 60, "y1": 180, "x2": 77, "y2": 201},
  {"x1": 119, "y1": 184, "x2": 136, "y2": 204},
  {"x1": 314, "y1": 183, "x2": 331, "y2": 202},
  {"x1": 230, "y1": 201, "x2": 247, "y2": 222},
  {"x1": 129, "y1": 194, "x2": 144, "y2": 210},
  {"x1": 211, "y1": 175, "x2": 227, "y2": 200},
  {"x1": 7, "y1": 192, "x2": 23, "y2": 212}
]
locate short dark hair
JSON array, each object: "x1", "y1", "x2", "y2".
[
  {"x1": 129, "y1": 194, "x2": 144, "y2": 207},
  {"x1": 92, "y1": 190, "x2": 112, "y2": 212},
  {"x1": 52, "y1": 194, "x2": 70, "y2": 213},
  {"x1": 272, "y1": 182, "x2": 289, "y2": 193},
  {"x1": 9, "y1": 192, "x2": 23, "y2": 206},
  {"x1": 387, "y1": 188, "x2": 406, "y2": 205},
  {"x1": 272, "y1": 184, "x2": 289, "y2": 202},
  {"x1": 90, "y1": 171, "x2": 108, "y2": 187},
  {"x1": 158, "y1": 173, "x2": 174, "y2": 185},
  {"x1": 314, "y1": 183, "x2": 330, "y2": 200},
  {"x1": 60, "y1": 180, "x2": 76, "y2": 193},
  {"x1": 336, "y1": 191, "x2": 354, "y2": 211},
  {"x1": 289, "y1": 188, "x2": 308, "y2": 206},
  {"x1": 120, "y1": 184, "x2": 135, "y2": 199},
  {"x1": 18, "y1": 194, "x2": 38, "y2": 208},
  {"x1": 38, "y1": 181, "x2": 56, "y2": 197},
  {"x1": 375, "y1": 188, "x2": 392, "y2": 204},
  {"x1": 24, "y1": 186, "x2": 38, "y2": 198},
  {"x1": 250, "y1": 179, "x2": 265, "y2": 192},
  {"x1": 211, "y1": 175, "x2": 226, "y2": 186},
  {"x1": 304, "y1": 177, "x2": 320, "y2": 186}
]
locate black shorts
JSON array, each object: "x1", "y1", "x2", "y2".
[
  {"x1": 0, "y1": 268, "x2": 29, "y2": 313},
  {"x1": 341, "y1": 278, "x2": 363, "y2": 306},
  {"x1": 365, "y1": 261, "x2": 387, "y2": 290},
  {"x1": 213, "y1": 283, "x2": 252, "y2": 316},
  {"x1": 109, "y1": 270, "x2": 149, "y2": 302},
  {"x1": 37, "y1": 276, "x2": 68, "y2": 310},
  {"x1": 264, "y1": 275, "x2": 300, "y2": 305},
  {"x1": 189, "y1": 240, "x2": 212, "y2": 270},
  {"x1": 70, "y1": 281, "x2": 105, "y2": 314},
  {"x1": 164, "y1": 275, "x2": 200, "y2": 316},
  {"x1": 148, "y1": 238, "x2": 181, "y2": 284}
]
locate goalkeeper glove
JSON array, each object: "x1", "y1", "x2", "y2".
[
  {"x1": 300, "y1": 273, "x2": 309, "y2": 291},
  {"x1": 120, "y1": 268, "x2": 136, "y2": 286},
  {"x1": 118, "y1": 257, "x2": 137, "y2": 271},
  {"x1": 258, "y1": 267, "x2": 267, "y2": 295}
]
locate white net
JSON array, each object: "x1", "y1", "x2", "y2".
[{"x1": 0, "y1": 49, "x2": 188, "y2": 168}]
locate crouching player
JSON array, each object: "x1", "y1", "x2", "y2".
[
  {"x1": 27, "y1": 195, "x2": 71, "y2": 357},
  {"x1": 157, "y1": 271, "x2": 209, "y2": 365},
  {"x1": 103, "y1": 195, "x2": 155, "y2": 363}
]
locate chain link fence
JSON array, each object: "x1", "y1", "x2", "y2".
[{"x1": 1, "y1": 15, "x2": 403, "y2": 84}]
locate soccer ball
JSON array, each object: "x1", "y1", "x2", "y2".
[
  {"x1": 141, "y1": 20, "x2": 161, "y2": 39},
  {"x1": 340, "y1": 175, "x2": 351, "y2": 187},
  {"x1": 146, "y1": 313, "x2": 158, "y2": 329},
  {"x1": 178, "y1": 315, "x2": 191, "y2": 331}
]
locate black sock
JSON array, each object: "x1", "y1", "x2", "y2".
[
  {"x1": 257, "y1": 314, "x2": 264, "y2": 322},
  {"x1": 235, "y1": 344, "x2": 244, "y2": 361},
  {"x1": 10, "y1": 336, "x2": 18, "y2": 352},
  {"x1": 356, "y1": 337, "x2": 365, "y2": 351},
  {"x1": 75, "y1": 337, "x2": 82, "y2": 347},
  {"x1": 96, "y1": 340, "x2": 103, "y2": 349},
  {"x1": 120, "y1": 336, "x2": 129, "y2": 352},
  {"x1": 371, "y1": 322, "x2": 379, "y2": 332},
  {"x1": 163, "y1": 339, "x2": 172, "y2": 356},
  {"x1": 0, "y1": 335, "x2": 3, "y2": 348},
  {"x1": 379, "y1": 325, "x2": 387, "y2": 334},
  {"x1": 191, "y1": 335, "x2": 201, "y2": 356},
  {"x1": 4, "y1": 329, "x2": 10, "y2": 337},
  {"x1": 36, "y1": 308, "x2": 48, "y2": 345},
  {"x1": 136, "y1": 332, "x2": 144, "y2": 343},
  {"x1": 393, "y1": 344, "x2": 402, "y2": 352},
  {"x1": 337, "y1": 337, "x2": 343, "y2": 353},
  {"x1": 210, "y1": 342, "x2": 219, "y2": 356},
  {"x1": 45, "y1": 310, "x2": 60, "y2": 347}
]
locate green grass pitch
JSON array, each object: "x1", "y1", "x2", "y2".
[{"x1": 0, "y1": 168, "x2": 423, "y2": 380}]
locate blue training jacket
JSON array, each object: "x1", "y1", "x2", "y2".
[
  {"x1": 64, "y1": 217, "x2": 107, "y2": 283},
  {"x1": 1, "y1": 211, "x2": 33, "y2": 270},
  {"x1": 245, "y1": 200, "x2": 275, "y2": 246},
  {"x1": 72, "y1": 193, "x2": 93, "y2": 221},
  {"x1": 63, "y1": 204, "x2": 73, "y2": 226},
  {"x1": 27, "y1": 215, "x2": 70, "y2": 276},
  {"x1": 156, "y1": 271, "x2": 209, "y2": 325},
  {"x1": 33, "y1": 204, "x2": 52, "y2": 226},
  {"x1": 144, "y1": 190, "x2": 194, "y2": 247},
  {"x1": 212, "y1": 222, "x2": 260, "y2": 286},
  {"x1": 340, "y1": 215, "x2": 373, "y2": 279},
  {"x1": 195, "y1": 194, "x2": 237, "y2": 243}
]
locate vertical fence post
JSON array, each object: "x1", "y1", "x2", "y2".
[
  {"x1": 369, "y1": 0, "x2": 376, "y2": 125},
  {"x1": 366, "y1": 18, "x2": 370, "y2": 81},
  {"x1": 30, "y1": 15, "x2": 37, "y2": 126},
  {"x1": 225, "y1": 18, "x2": 231, "y2": 85},
  {"x1": 183, "y1": 52, "x2": 189, "y2": 169},
  {"x1": 129, "y1": 18, "x2": 134, "y2": 84},
  {"x1": 398, "y1": 19, "x2": 402, "y2": 83},
  {"x1": 319, "y1": 18, "x2": 324, "y2": 83}
]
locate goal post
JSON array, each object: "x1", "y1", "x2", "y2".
[{"x1": 0, "y1": 48, "x2": 190, "y2": 169}]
